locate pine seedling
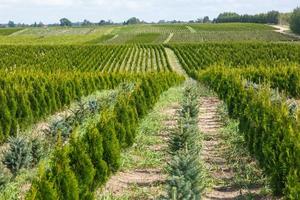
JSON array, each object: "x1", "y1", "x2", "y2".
[{"x1": 2, "y1": 136, "x2": 32, "y2": 175}]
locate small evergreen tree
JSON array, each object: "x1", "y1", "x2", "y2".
[
  {"x1": 0, "y1": 90, "x2": 12, "y2": 140},
  {"x1": 31, "y1": 138, "x2": 44, "y2": 166},
  {"x1": 164, "y1": 146, "x2": 204, "y2": 199},
  {"x1": 69, "y1": 134, "x2": 95, "y2": 199},
  {"x1": 15, "y1": 92, "x2": 33, "y2": 128},
  {"x1": 3, "y1": 136, "x2": 32, "y2": 175},
  {"x1": 6, "y1": 88, "x2": 18, "y2": 137},
  {"x1": 97, "y1": 111, "x2": 121, "y2": 173},
  {"x1": 83, "y1": 125, "x2": 108, "y2": 186},
  {"x1": 49, "y1": 137, "x2": 79, "y2": 200},
  {"x1": 26, "y1": 165, "x2": 58, "y2": 200}
]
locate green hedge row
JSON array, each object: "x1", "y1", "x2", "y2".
[
  {"x1": 225, "y1": 65, "x2": 300, "y2": 98},
  {"x1": 197, "y1": 67, "x2": 300, "y2": 199},
  {"x1": 0, "y1": 70, "x2": 134, "y2": 142},
  {"x1": 26, "y1": 73, "x2": 184, "y2": 200},
  {"x1": 168, "y1": 43, "x2": 300, "y2": 77},
  {"x1": 0, "y1": 45, "x2": 171, "y2": 72}
]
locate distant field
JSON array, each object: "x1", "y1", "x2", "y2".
[
  {"x1": 169, "y1": 31, "x2": 296, "y2": 43},
  {"x1": 0, "y1": 23, "x2": 297, "y2": 44},
  {"x1": 104, "y1": 33, "x2": 169, "y2": 44},
  {"x1": 14, "y1": 26, "x2": 115, "y2": 36},
  {"x1": 189, "y1": 23, "x2": 275, "y2": 31},
  {"x1": 0, "y1": 28, "x2": 23, "y2": 35},
  {"x1": 114, "y1": 24, "x2": 190, "y2": 34}
]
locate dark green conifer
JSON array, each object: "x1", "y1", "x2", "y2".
[
  {"x1": 83, "y1": 125, "x2": 108, "y2": 186},
  {"x1": 0, "y1": 90, "x2": 11, "y2": 140},
  {"x1": 49, "y1": 136, "x2": 79, "y2": 200},
  {"x1": 69, "y1": 133, "x2": 95, "y2": 199},
  {"x1": 97, "y1": 111, "x2": 121, "y2": 173}
]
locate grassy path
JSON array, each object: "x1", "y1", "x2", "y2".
[
  {"x1": 8, "y1": 28, "x2": 28, "y2": 36},
  {"x1": 164, "y1": 48, "x2": 188, "y2": 77},
  {"x1": 105, "y1": 34, "x2": 119, "y2": 43},
  {"x1": 186, "y1": 25, "x2": 197, "y2": 33},
  {"x1": 199, "y1": 97, "x2": 238, "y2": 199},
  {"x1": 97, "y1": 84, "x2": 185, "y2": 199},
  {"x1": 199, "y1": 96, "x2": 275, "y2": 199},
  {"x1": 163, "y1": 33, "x2": 174, "y2": 44}
]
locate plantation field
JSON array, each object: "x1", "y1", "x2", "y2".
[
  {"x1": 12, "y1": 26, "x2": 115, "y2": 36},
  {"x1": 166, "y1": 42, "x2": 300, "y2": 198},
  {"x1": 112, "y1": 24, "x2": 190, "y2": 34},
  {"x1": 0, "y1": 22, "x2": 300, "y2": 200},
  {"x1": 170, "y1": 43, "x2": 300, "y2": 74},
  {"x1": 0, "y1": 23, "x2": 297, "y2": 45},
  {"x1": 189, "y1": 22, "x2": 276, "y2": 31},
  {"x1": 169, "y1": 31, "x2": 296, "y2": 42},
  {"x1": 104, "y1": 33, "x2": 169, "y2": 44},
  {"x1": 0, "y1": 45, "x2": 171, "y2": 72}
]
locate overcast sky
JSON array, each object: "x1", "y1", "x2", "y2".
[{"x1": 0, "y1": 0, "x2": 299, "y2": 24}]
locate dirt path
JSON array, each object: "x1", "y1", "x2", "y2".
[
  {"x1": 100, "y1": 168, "x2": 166, "y2": 198},
  {"x1": 186, "y1": 25, "x2": 197, "y2": 33},
  {"x1": 163, "y1": 33, "x2": 174, "y2": 44},
  {"x1": 199, "y1": 97, "x2": 265, "y2": 200},
  {"x1": 270, "y1": 25, "x2": 300, "y2": 40},
  {"x1": 164, "y1": 48, "x2": 188, "y2": 77},
  {"x1": 98, "y1": 103, "x2": 180, "y2": 199}
]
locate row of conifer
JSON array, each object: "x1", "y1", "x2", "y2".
[
  {"x1": 25, "y1": 72, "x2": 184, "y2": 200},
  {"x1": 163, "y1": 82, "x2": 205, "y2": 199},
  {"x1": 198, "y1": 67, "x2": 300, "y2": 199}
]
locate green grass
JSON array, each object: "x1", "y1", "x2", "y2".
[{"x1": 0, "y1": 28, "x2": 23, "y2": 36}]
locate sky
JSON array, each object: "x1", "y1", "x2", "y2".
[{"x1": 0, "y1": 0, "x2": 299, "y2": 24}]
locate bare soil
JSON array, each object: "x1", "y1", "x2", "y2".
[
  {"x1": 199, "y1": 97, "x2": 271, "y2": 200},
  {"x1": 99, "y1": 104, "x2": 180, "y2": 198}
]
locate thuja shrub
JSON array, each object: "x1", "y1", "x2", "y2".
[
  {"x1": 198, "y1": 67, "x2": 300, "y2": 198},
  {"x1": 69, "y1": 134, "x2": 96, "y2": 199},
  {"x1": 96, "y1": 110, "x2": 121, "y2": 173},
  {"x1": 26, "y1": 165, "x2": 58, "y2": 200},
  {"x1": 26, "y1": 72, "x2": 184, "y2": 200},
  {"x1": 0, "y1": 71, "x2": 127, "y2": 143},
  {"x1": 219, "y1": 65, "x2": 300, "y2": 98},
  {"x1": 82, "y1": 125, "x2": 108, "y2": 187}
]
